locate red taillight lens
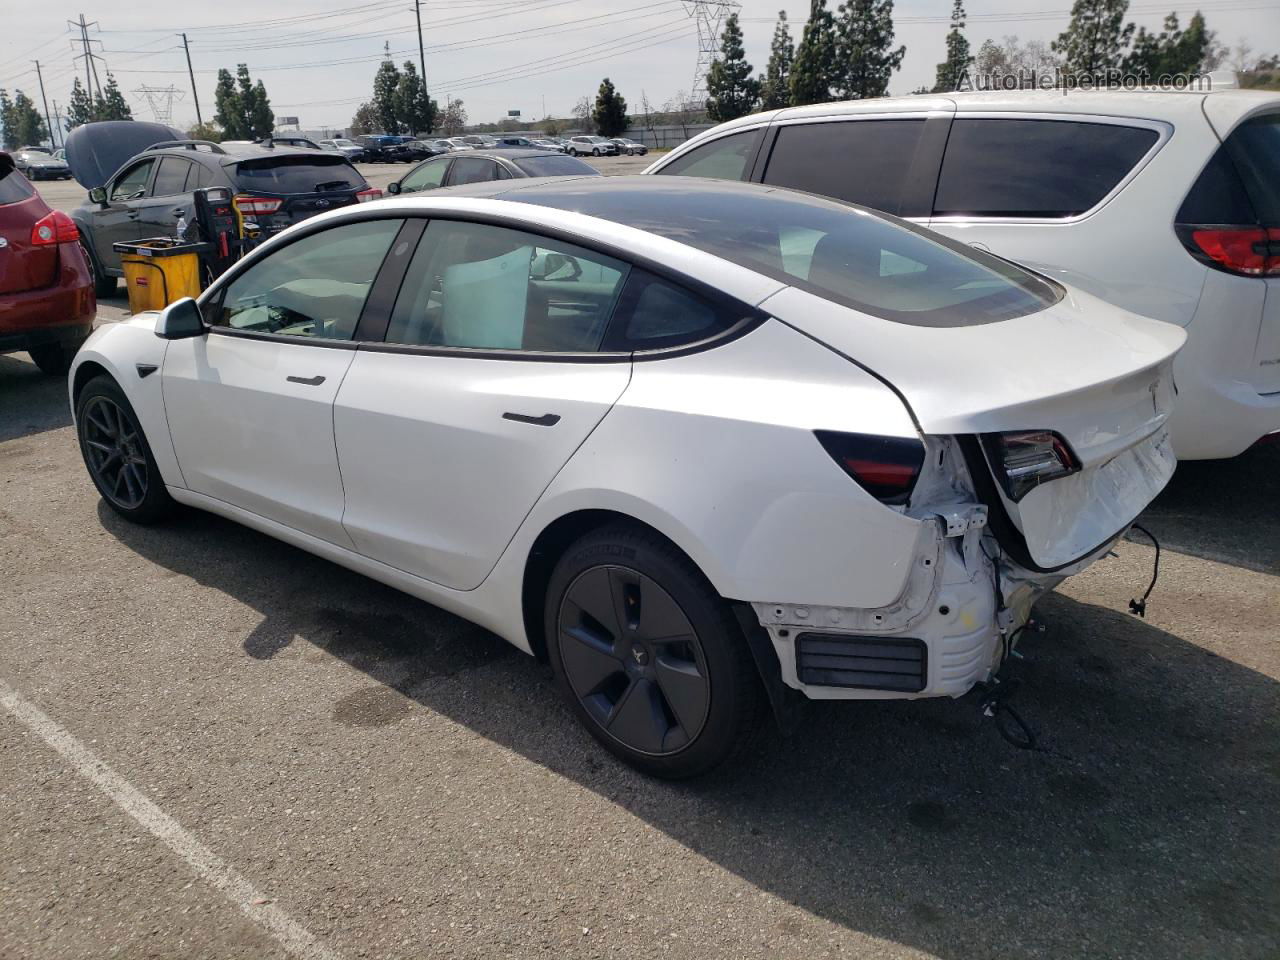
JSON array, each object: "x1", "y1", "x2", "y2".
[
  {"x1": 815, "y1": 431, "x2": 925, "y2": 506},
  {"x1": 1180, "y1": 225, "x2": 1280, "y2": 277},
  {"x1": 30, "y1": 210, "x2": 79, "y2": 245},
  {"x1": 233, "y1": 195, "x2": 283, "y2": 216},
  {"x1": 356, "y1": 187, "x2": 383, "y2": 203},
  {"x1": 981, "y1": 430, "x2": 1079, "y2": 502}
]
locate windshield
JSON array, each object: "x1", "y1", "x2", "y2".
[
  {"x1": 234, "y1": 156, "x2": 366, "y2": 194},
  {"x1": 512, "y1": 178, "x2": 1063, "y2": 327}
]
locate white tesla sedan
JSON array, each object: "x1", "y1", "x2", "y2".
[{"x1": 69, "y1": 177, "x2": 1184, "y2": 777}]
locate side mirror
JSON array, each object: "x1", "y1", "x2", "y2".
[
  {"x1": 88, "y1": 186, "x2": 107, "y2": 206},
  {"x1": 386, "y1": 181, "x2": 401, "y2": 195},
  {"x1": 155, "y1": 297, "x2": 205, "y2": 340}
]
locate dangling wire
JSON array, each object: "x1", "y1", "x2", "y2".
[{"x1": 1127, "y1": 523, "x2": 1162, "y2": 618}]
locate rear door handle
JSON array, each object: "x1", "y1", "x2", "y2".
[
  {"x1": 170, "y1": 206, "x2": 186, "y2": 217},
  {"x1": 503, "y1": 412, "x2": 560, "y2": 427},
  {"x1": 287, "y1": 375, "x2": 326, "y2": 386}
]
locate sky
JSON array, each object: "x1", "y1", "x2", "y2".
[{"x1": 2, "y1": 0, "x2": 1278, "y2": 134}]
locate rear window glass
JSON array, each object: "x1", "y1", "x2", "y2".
[
  {"x1": 934, "y1": 118, "x2": 1159, "y2": 218},
  {"x1": 513, "y1": 155, "x2": 598, "y2": 178},
  {"x1": 234, "y1": 156, "x2": 365, "y2": 195},
  {"x1": 0, "y1": 169, "x2": 35, "y2": 205},
  {"x1": 1221, "y1": 113, "x2": 1280, "y2": 224},
  {"x1": 656, "y1": 129, "x2": 761, "y2": 181},
  {"x1": 515, "y1": 179, "x2": 1061, "y2": 327},
  {"x1": 1176, "y1": 148, "x2": 1257, "y2": 224},
  {"x1": 762, "y1": 119, "x2": 926, "y2": 215}
]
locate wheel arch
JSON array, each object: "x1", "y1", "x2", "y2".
[{"x1": 520, "y1": 508, "x2": 718, "y2": 662}]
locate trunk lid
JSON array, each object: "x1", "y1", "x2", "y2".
[
  {"x1": 228, "y1": 154, "x2": 367, "y2": 236},
  {"x1": 762, "y1": 283, "x2": 1184, "y2": 569},
  {"x1": 0, "y1": 171, "x2": 58, "y2": 296}
]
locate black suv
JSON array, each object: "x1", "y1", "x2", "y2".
[{"x1": 71, "y1": 139, "x2": 377, "y2": 296}]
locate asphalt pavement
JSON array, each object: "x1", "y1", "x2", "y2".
[{"x1": 2, "y1": 158, "x2": 1278, "y2": 960}]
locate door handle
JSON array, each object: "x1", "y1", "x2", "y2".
[
  {"x1": 502, "y1": 412, "x2": 560, "y2": 427},
  {"x1": 287, "y1": 375, "x2": 326, "y2": 386},
  {"x1": 170, "y1": 207, "x2": 186, "y2": 217}
]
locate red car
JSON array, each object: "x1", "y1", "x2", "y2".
[{"x1": 0, "y1": 151, "x2": 95, "y2": 375}]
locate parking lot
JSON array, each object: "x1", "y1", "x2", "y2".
[{"x1": 3, "y1": 163, "x2": 1279, "y2": 960}]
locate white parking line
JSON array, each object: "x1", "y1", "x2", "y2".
[{"x1": 0, "y1": 678, "x2": 343, "y2": 960}]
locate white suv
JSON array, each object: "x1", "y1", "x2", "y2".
[{"x1": 646, "y1": 88, "x2": 1280, "y2": 460}]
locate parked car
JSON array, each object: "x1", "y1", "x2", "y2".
[
  {"x1": 492, "y1": 136, "x2": 538, "y2": 149},
  {"x1": 396, "y1": 140, "x2": 448, "y2": 162},
  {"x1": 355, "y1": 135, "x2": 403, "y2": 162},
  {"x1": 0, "y1": 152, "x2": 94, "y2": 374},
  {"x1": 566, "y1": 136, "x2": 619, "y2": 157},
  {"x1": 52, "y1": 148, "x2": 66, "y2": 161},
  {"x1": 13, "y1": 146, "x2": 71, "y2": 180},
  {"x1": 70, "y1": 175, "x2": 1182, "y2": 777},
  {"x1": 647, "y1": 88, "x2": 1280, "y2": 460},
  {"x1": 610, "y1": 137, "x2": 648, "y2": 156},
  {"x1": 461, "y1": 135, "x2": 497, "y2": 148},
  {"x1": 65, "y1": 125, "x2": 380, "y2": 298},
  {"x1": 386, "y1": 149, "x2": 599, "y2": 194},
  {"x1": 266, "y1": 136, "x2": 323, "y2": 150},
  {"x1": 443, "y1": 137, "x2": 475, "y2": 151},
  {"x1": 530, "y1": 138, "x2": 567, "y2": 153},
  {"x1": 319, "y1": 138, "x2": 364, "y2": 162}
]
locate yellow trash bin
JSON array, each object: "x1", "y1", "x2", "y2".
[{"x1": 112, "y1": 238, "x2": 208, "y2": 314}]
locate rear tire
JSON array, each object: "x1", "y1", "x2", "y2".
[
  {"x1": 28, "y1": 338, "x2": 85, "y2": 376},
  {"x1": 76, "y1": 375, "x2": 175, "y2": 524},
  {"x1": 545, "y1": 524, "x2": 762, "y2": 779},
  {"x1": 80, "y1": 240, "x2": 117, "y2": 298}
]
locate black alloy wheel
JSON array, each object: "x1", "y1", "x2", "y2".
[
  {"x1": 76, "y1": 375, "x2": 175, "y2": 523},
  {"x1": 557, "y1": 564, "x2": 711, "y2": 755},
  {"x1": 546, "y1": 525, "x2": 761, "y2": 778}
]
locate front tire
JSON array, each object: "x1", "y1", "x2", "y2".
[
  {"x1": 76, "y1": 375, "x2": 175, "y2": 524},
  {"x1": 28, "y1": 337, "x2": 87, "y2": 376},
  {"x1": 545, "y1": 524, "x2": 761, "y2": 779}
]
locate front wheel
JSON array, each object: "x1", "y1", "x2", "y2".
[
  {"x1": 76, "y1": 375, "x2": 175, "y2": 524},
  {"x1": 28, "y1": 337, "x2": 87, "y2": 376},
  {"x1": 545, "y1": 524, "x2": 762, "y2": 779},
  {"x1": 592, "y1": 148, "x2": 601, "y2": 157}
]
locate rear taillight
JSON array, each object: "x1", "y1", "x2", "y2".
[
  {"x1": 1178, "y1": 225, "x2": 1280, "y2": 277},
  {"x1": 30, "y1": 210, "x2": 79, "y2": 245},
  {"x1": 356, "y1": 187, "x2": 383, "y2": 203},
  {"x1": 233, "y1": 195, "x2": 283, "y2": 216},
  {"x1": 982, "y1": 430, "x2": 1079, "y2": 502},
  {"x1": 815, "y1": 431, "x2": 925, "y2": 506}
]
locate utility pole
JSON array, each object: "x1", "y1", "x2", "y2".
[
  {"x1": 69, "y1": 14, "x2": 106, "y2": 100},
  {"x1": 179, "y1": 33, "x2": 202, "y2": 126},
  {"x1": 413, "y1": 0, "x2": 429, "y2": 124},
  {"x1": 53, "y1": 101, "x2": 64, "y2": 143},
  {"x1": 32, "y1": 61, "x2": 56, "y2": 149}
]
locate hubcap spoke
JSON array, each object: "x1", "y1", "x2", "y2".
[
  {"x1": 84, "y1": 397, "x2": 147, "y2": 509},
  {"x1": 607, "y1": 677, "x2": 668, "y2": 754},
  {"x1": 566, "y1": 566, "x2": 625, "y2": 641},
  {"x1": 559, "y1": 623, "x2": 625, "y2": 698},
  {"x1": 653, "y1": 655, "x2": 708, "y2": 737}
]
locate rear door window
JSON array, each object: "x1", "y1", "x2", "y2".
[
  {"x1": 152, "y1": 157, "x2": 192, "y2": 197},
  {"x1": 602, "y1": 271, "x2": 743, "y2": 351},
  {"x1": 934, "y1": 118, "x2": 1159, "y2": 218},
  {"x1": 655, "y1": 129, "x2": 761, "y2": 181},
  {"x1": 234, "y1": 157, "x2": 365, "y2": 194},
  {"x1": 449, "y1": 157, "x2": 500, "y2": 186},
  {"x1": 761, "y1": 119, "x2": 926, "y2": 215}
]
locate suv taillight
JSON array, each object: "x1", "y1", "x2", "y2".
[
  {"x1": 233, "y1": 195, "x2": 283, "y2": 216},
  {"x1": 1178, "y1": 226, "x2": 1280, "y2": 277},
  {"x1": 981, "y1": 430, "x2": 1079, "y2": 502},
  {"x1": 356, "y1": 187, "x2": 382, "y2": 203},
  {"x1": 815, "y1": 431, "x2": 925, "y2": 506},
  {"x1": 30, "y1": 210, "x2": 79, "y2": 245}
]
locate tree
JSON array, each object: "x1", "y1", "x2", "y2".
[
  {"x1": 9, "y1": 91, "x2": 47, "y2": 146},
  {"x1": 790, "y1": 0, "x2": 839, "y2": 105},
  {"x1": 439, "y1": 98, "x2": 467, "y2": 136},
  {"x1": 706, "y1": 14, "x2": 761, "y2": 121},
  {"x1": 350, "y1": 102, "x2": 379, "y2": 135},
  {"x1": 972, "y1": 35, "x2": 1059, "y2": 85},
  {"x1": 1052, "y1": 0, "x2": 1134, "y2": 77},
  {"x1": 98, "y1": 73, "x2": 133, "y2": 121},
  {"x1": 186, "y1": 121, "x2": 222, "y2": 142},
  {"x1": 248, "y1": 80, "x2": 274, "y2": 139},
  {"x1": 592, "y1": 77, "x2": 628, "y2": 137},
  {"x1": 571, "y1": 95, "x2": 594, "y2": 132},
  {"x1": 0, "y1": 89, "x2": 15, "y2": 149},
  {"x1": 373, "y1": 57, "x2": 402, "y2": 135},
  {"x1": 394, "y1": 61, "x2": 436, "y2": 135},
  {"x1": 760, "y1": 12, "x2": 796, "y2": 110},
  {"x1": 213, "y1": 69, "x2": 246, "y2": 139},
  {"x1": 933, "y1": 0, "x2": 972, "y2": 92},
  {"x1": 1124, "y1": 12, "x2": 1214, "y2": 79},
  {"x1": 834, "y1": 0, "x2": 905, "y2": 100},
  {"x1": 66, "y1": 79, "x2": 94, "y2": 129},
  {"x1": 636, "y1": 89, "x2": 657, "y2": 137},
  {"x1": 663, "y1": 90, "x2": 699, "y2": 139}
]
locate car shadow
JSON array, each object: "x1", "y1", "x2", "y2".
[
  {"x1": 101, "y1": 502, "x2": 1279, "y2": 959},
  {"x1": 1135, "y1": 442, "x2": 1280, "y2": 575},
  {"x1": 0, "y1": 353, "x2": 72, "y2": 443}
]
